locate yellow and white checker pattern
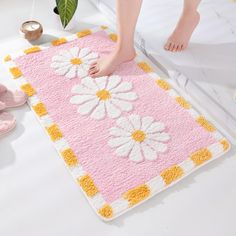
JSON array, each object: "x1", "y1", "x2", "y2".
[{"x1": 3, "y1": 26, "x2": 231, "y2": 221}]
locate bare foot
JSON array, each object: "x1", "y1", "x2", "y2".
[
  {"x1": 89, "y1": 48, "x2": 136, "y2": 77},
  {"x1": 164, "y1": 11, "x2": 200, "y2": 52}
]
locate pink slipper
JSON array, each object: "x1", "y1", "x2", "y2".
[
  {"x1": 0, "y1": 101, "x2": 6, "y2": 111},
  {"x1": 0, "y1": 88, "x2": 27, "y2": 108},
  {"x1": 0, "y1": 112, "x2": 16, "y2": 137},
  {"x1": 0, "y1": 84, "x2": 7, "y2": 94}
]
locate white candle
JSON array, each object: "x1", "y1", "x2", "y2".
[{"x1": 23, "y1": 22, "x2": 40, "y2": 31}]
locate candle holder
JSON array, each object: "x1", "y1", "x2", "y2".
[{"x1": 20, "y1": 21, "x2": 43, "y2": 41}]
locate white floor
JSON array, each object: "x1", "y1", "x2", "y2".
[{"x1": 0, "y1": 1, "x2": 236, "y2": 236}]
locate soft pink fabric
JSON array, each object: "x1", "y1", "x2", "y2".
[
  {"x1": 14, "y1": 31, "x2": 217, "y2": 203},
  {"x1": 0, "y1": 90, "x2": 27, "y2": 108}
]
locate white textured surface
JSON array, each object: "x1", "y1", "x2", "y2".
[{"x1": 0, "y1": 1, "x2": 236, "y2": 236}]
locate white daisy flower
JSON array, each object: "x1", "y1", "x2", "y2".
[
  {"x1": 70, "y1": 75, "x2": 138, "y2": 120},
  {"x1": 51, "y1": 47, "x2": 98, "y2": 79},
  {"x1": 108, "y1": 115, "x2": 170, "y2": 162}
]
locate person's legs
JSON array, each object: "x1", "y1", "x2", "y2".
[
  {"x1": 89, "y1": 0, "x2": 143, "y2": 77},
  {"x1": 164, "y1": 0, "x2": 201, "y2": 52}
]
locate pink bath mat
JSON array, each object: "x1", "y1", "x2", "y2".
[{"x1": 4, "y1": 27, "x2": 230, "y2": 220}]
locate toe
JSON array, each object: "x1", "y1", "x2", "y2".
[
  {"x1": 167, "y1": 42, "x2": 172, "y2": 51},
  {"x1": 92, "y1": 70, "x2": 104, "y2": 78},
  {"x1": 177, "y1": 44, "x2": 182, "y2": 52},
  {"x1": 89, "y1": 66, "x2": 96, "y2": 73},
  {"x1": 170, "y1": 43, "x2": 176, "y2": 52},
  {"x1": 92, "y1": 68, "x2": 112, "y2": 78},
  {"x1": 175, "y1": 44, "x2": 181, "y2": 52},
  {"x1": 91, "y1": 72, "x2": 99, "y2": 78},
  {"x1": 89, "y1": 63, "x2": 97, "y2": 71},
  {"x1": 164, "y1": 40, "x2": 171, "y2": 50},
  {"x1": 173, "y1": 44, "x2": 178, "y2": 52},
  {"x1": 89, "y1": 67, "x2": 99, "y2": 76},
  {"x1": 90, "y1": 61, "x2": 96, "y2": 66},
  {"x1": 166, "y1": 42, "x2": 172, "y2": 51}
]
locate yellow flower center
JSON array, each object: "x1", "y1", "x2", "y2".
[
  {"x1": 96, "y1": 89, "x2": 111, "y2": 100},
  {"x1": 132, "y1": 130, "x2": 146, "y2": 142},
  {"x1": 71, "y1": 58, "x2": 82, "y2": 65}
]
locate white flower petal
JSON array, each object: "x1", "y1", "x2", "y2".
[
  {"x1": 77, "y1": 98, "x2": 99, "y2": 115},
  {"x1": 83, "y1": 52, "x2": 98, "y2": 61},
  {"x1": 55, "y1": 65, "x2": 71, "y2": 76},
  {"x1": 106, "y1": 76, "x2": 121, "y2": 90},
  {"x1": 116, "y1": 116, "x2": 134, "y2": 132},
  {"x1": 51, "y1": 62, "x2": 58, "y2": 68},
  {"x1": 110, "y1": 98, "x2": 133, "y2": 112},
  {"x1": 69, "y1": 74, "x2": 138, "y2": 120},
  {"x1": 78, "y1": 48, "x2": 91, "y2": 58},
  {"x1": 112, "y1": 92, "x2": 137, "y2": 101},
  {"x1": 70, "y1": 95, "x2": 95, "y2": 105},
  {"x1": 141, "y1": 143, "x2": 157, "y2": 161},
  {"x1": 108, "y1": 137, "x2": 131, "y2": 148},
  {"x1": 52, "y1": 55, "x2": 69, "y2": 62},
  {"x1": 105, "y1": 100, "x2": 121, "y2": 119},
  {"x1": 52, "y1": 48, "x2": 99, "y2": 82},
  {"x1": 77, "y1": 68, "x2": 88, "y2": 79},
  {"x1": 65, "y1": 65, "x2": 77, "y2": 79},
  {"x1": 51, "y1": 61, "x2": 71, "y2": 68},
  {"x1": 147, "y1": 132, "x2": 170, "y2": 142},
  {"x1": 94, "y1": 76, "x2": 107, "y2": 90},
  {"x1": 90, "y1": 101, "x2": 105, "y2": 120},
  {"x1": 59, "y1": 50, "x2": 72, "y2": 59},
  {"x1": 141, "y1": 116, "x2": 155, "y2": 131},
  {"x1": 81, "y1": 77, "x2": 98, "y2": 90},
  {"x1": 129, "y1": 143, "x2": 143, "y2": 162},
  {"x1": 145, "y1": 139, "x2": 167, "y2": 153},
  {"x1": 115, "y1": 140, "x2": 135, "y2": 157},
  {"x1": 110, "y1": 82, "x2": 132, "y2": 93},
  {"x1": 109, "y1": 114, "x2": 170, "y2": 162},
  {"x1": 81, "y1": 64, "x2": 90, "y2": 71},
  {"x1": 146, "y1": 122, "x2": 165, "y2": 133},
  {"x1": 84, "y1": 59, "x2": 97, "y2": 65},
  {"x1": 71, "y1": 84, "x2": 94, "y2": 94},
  {"x1": 128, "y1": 114, "x2": 141, "y2": 130},
  {"x1": 109, "y1": 127, "x2": 130, "y2": 137},
  {"x1": 69, "y1": 47, "x2": 80, "y2": 57}
]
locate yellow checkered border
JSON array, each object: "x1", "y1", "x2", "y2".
[{"x1": 3, "y1": 26, "x2": 231, "y2": 221}]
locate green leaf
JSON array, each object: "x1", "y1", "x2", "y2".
[{"x1": 57, "y1": 0, "x2": 78, "y2": 28}]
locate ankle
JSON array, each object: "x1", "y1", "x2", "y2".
[
  {"x1": 182, "y1": 8, "x2": 199, "y2": 17},
  {"x1": 115, "y1": 45, "x2": 135, "y2": 57}
]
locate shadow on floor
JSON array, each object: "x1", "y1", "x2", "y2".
[
  {"x1": 30, "y1": 34, "x2": 59, "y2": 45},
  {"x1": 0, "y1": 105, "x2": 26, "y2": 170}
]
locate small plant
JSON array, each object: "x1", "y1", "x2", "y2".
[{"x1": 56, "y1": 0, "x2": 78, "y2": 28}]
